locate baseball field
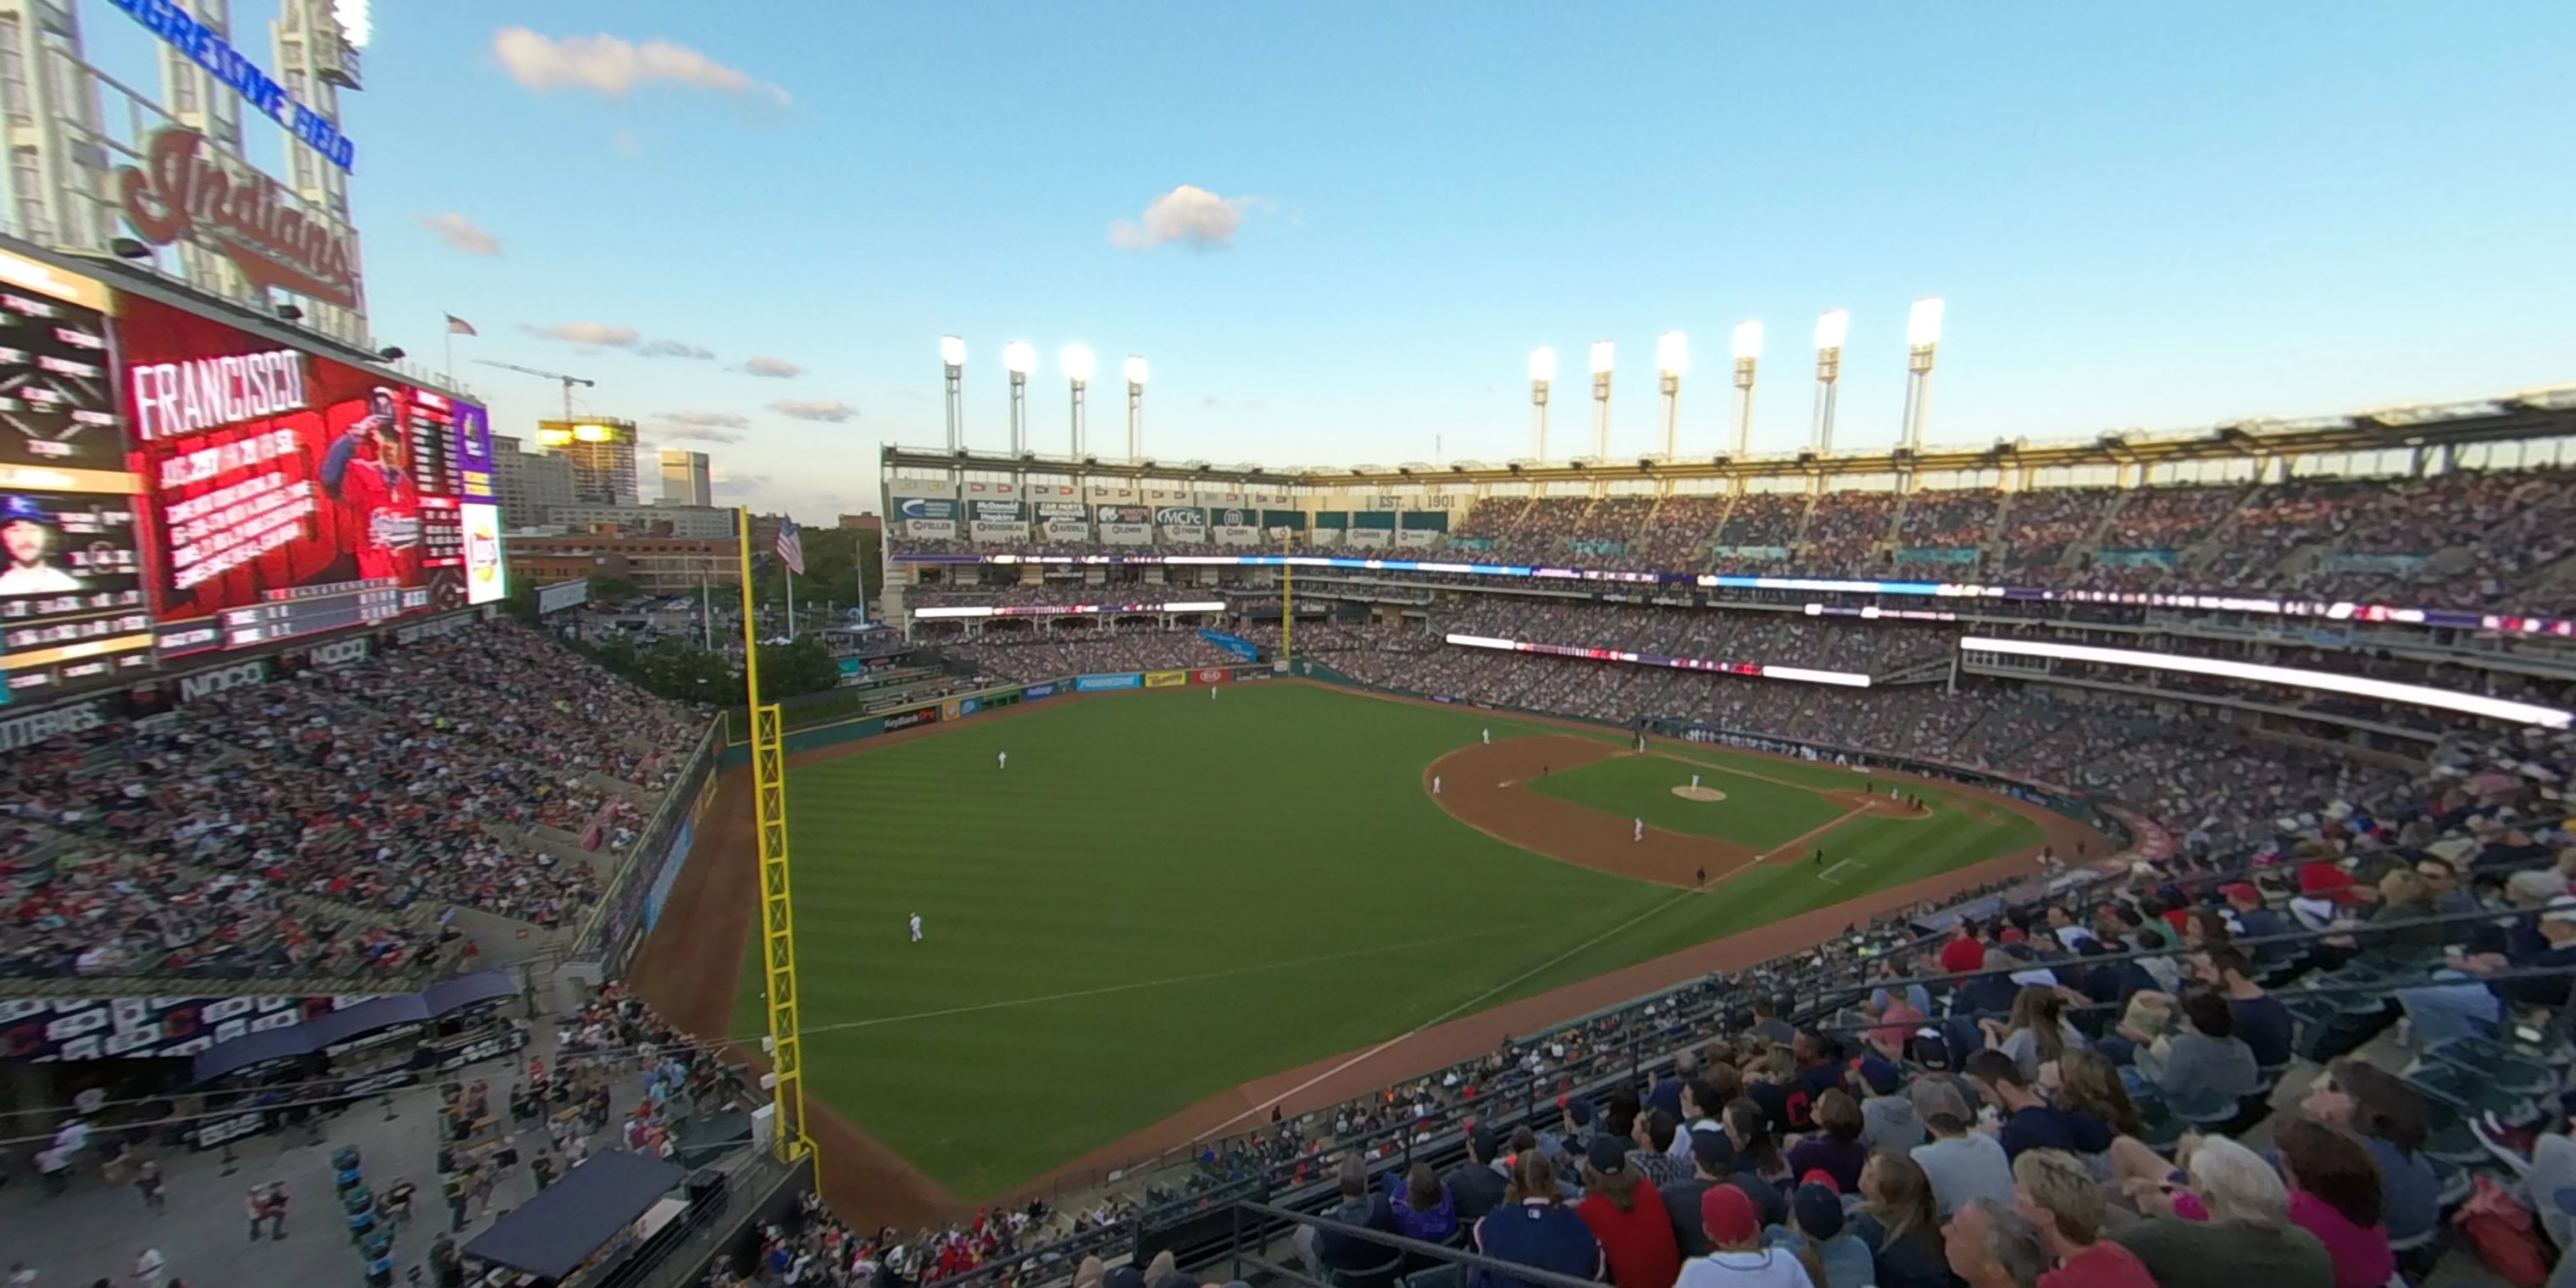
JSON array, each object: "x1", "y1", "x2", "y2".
[{"x1": 669, "y1": 677, "x2": 2080, "y2": 1208}]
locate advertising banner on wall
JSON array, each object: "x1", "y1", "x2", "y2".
[
  {"x1": 536, "y1": 579, "x2": 591, "y2": 616},
  {"x1": 1041, "y1": 519, "x2": 1090, "y2": 541},
  {"x1": 0, "y1": 251, "x2": 154, "y2": 701},
  {"x1": 969, "y1": 498, "x2": 1026, "y2": 522},
  {"x1": 1207, "y1": 505, "x2": 1257, "y2": 527},
  {"x1": 969, "y1": 520, "x2": 1030, "y2": 543},
  {"x1": 897, "y1": 497, "x2": 958, "y2": 521},
  {"x1": 1096, "y1": 503, "x2": 1150, "y2": 524},
  {"x1": 1142, "y1": 669, "x2": 1187, "y2": 688},
  {"x1": 1154, "y1": 506, "x2": 1205, "y2": 527},
  {"x1": 114, "y1": 292, "x2": 501, "y2": 658},
  {"x1": 1101, "y1": 522, "x2": 1152, "y2": 545},
  {"x1": 1214, "y1": 525, "x2": 1260, "y2": 547},
  {"x1": 1074, "y1": 671, "x2": 1141, "y2": 691},
  {"x1": 1161, "y1": 524, "x2": 1207, "y2": 544},
  {"x1": 1394, "y1": 529, "x2": 1439, "y2": 547},
  {"x1": 1034, "y1": 500, "x2": 1086, "y2": 523},
  {"x1": 1347, "y1": 530, "x2": 1391, "y2": 548}
]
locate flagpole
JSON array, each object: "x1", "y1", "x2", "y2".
[
  {"x1": 701, "y1": 567, "x2": 713, "y2": 652},
  {"x1": 786, "y1": 568, "x2": 797, "y2": 640},
  {"x1": 444, "y1": 326, "x2": 453, "y2": 386}
]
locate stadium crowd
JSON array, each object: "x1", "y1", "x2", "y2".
[
  {"x1": 891, "y1": 465, "x2": 2576, "y2": 610},
  {"x1": 0, "y1": 625, "x2": 703, "y2": 980}
]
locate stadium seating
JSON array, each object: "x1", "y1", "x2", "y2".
[
  {"x1": 892, "y1": 465, "x2": 2576, "y2": 610},
  {"x1": 0, "y1": 625, "x2": 703, "y2": 981}
]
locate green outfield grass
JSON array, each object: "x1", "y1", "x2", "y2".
[{"x1": 736, "y1": 681, "x2": 2043, "y2": 1197}]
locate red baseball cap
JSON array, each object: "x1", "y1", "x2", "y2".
[
  {"x1": 2219, "y1": 882, "x2": 2261, "y2": 903},
  {"x1": 1702, "y1": 1184, "x2": 1758, "y2": 1245}
]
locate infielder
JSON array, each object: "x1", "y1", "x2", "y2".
[
  {"x1": 1481, "y1": 728, "x2": 1491, "y2": 745},
  {"x1": 908, "y1": 913, "x2": 924, "y2": 942},
  {"x1": 997, "y1": 751, "x2": 1008, "y2": 770},
  {"x1": 1690, "y1": 774, "x2": 1701, "y2": 790},
  {"x1": 1634, "y1": 817, "x2": 1645, "y2": 842},
  {"x1": 1432, "y1": 775, "x2": 1442, "y2": 795},
  {"x1": 1211, "y1": 687, "x2": 1219, "y2": 701}
]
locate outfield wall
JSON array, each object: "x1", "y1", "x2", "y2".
[{"x1": 717, "y1": 664, "x2": 1273, "y2": 765}]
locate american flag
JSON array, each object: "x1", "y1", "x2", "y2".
[
  {"x1": 775, "y1": 519, "x2": 807, "y2": 575},
  {"x1": 444, "y1": 314, "x2": 478, "y2": 336}
]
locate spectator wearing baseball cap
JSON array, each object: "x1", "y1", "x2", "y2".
[
  {"x1": 1663, "y1": 1130, "x2": 1737, "y2": 1257},
  {"x1": 1908, "y1": 1077, "x2": 2017, "y2": 1218},
  {"x1": 1853, "y1": 1055, "x2": 1925, "y2": 1152},
  {"x1": 1765, "y1": 1177, "x2": 1872, "y2": 1288},
  {"x1": 1446, "y1": 1124, "x2": 1509, "y2": 1224},
  {"x1": 1574, "y1": 1135, "x2": 1681, "y2": 1288},
  {"x1": 1676, "y1": 1185, "x2": 1813, "y2": 1288},
  {"x1": 1468, "y1": 1151, "x2": 1601, "y2": 1288}
]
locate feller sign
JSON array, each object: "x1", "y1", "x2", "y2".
[{"x1": 119, "y1": 128, "x2": 361, "y2": 308}]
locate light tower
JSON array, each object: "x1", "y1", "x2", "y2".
[
  {"x1": 1062, "y1": 344, "x2": 1095, "y2": 456},
  {"x1": 1123, "y1": 355, "x2": 1148, "y2": 460},
  {"x1": 1528, "y1": 347, "x2": 1556, "y2": 461},
  {"x1": 939, "y1": 335, "x2": 965, "y2": 452},
  {"x1": 1003, "y1": 341, "x2": 1035, "y2": 455},
  {"x1": 1654, "y1": 330, "x2": 1688, "y2": 458},
  {"x1": 1588, "y1": 340, "x2": 1614, "y2": 459},
  {"x1": 1730, "y1": 320, "x2": 1763, "y2": 457},
  {"x1": 1901, "y1": 297, "x2": 1945, "y2": 452},
  {"x1": 1811, "y1": 309, "x2": 1848, "y2": 454}
]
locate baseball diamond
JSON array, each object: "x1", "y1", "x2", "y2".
[{"x1": 630, "y1": 678, "x2": 2096, "y2": 1218}]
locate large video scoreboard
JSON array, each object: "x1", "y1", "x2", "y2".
[{"x1": 0, "y1": 250, "x2": 503, "y2": 703}]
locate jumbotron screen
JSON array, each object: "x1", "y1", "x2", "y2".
[{"x1": 114, "y1": 292, "x2": 504, "y2": 658}]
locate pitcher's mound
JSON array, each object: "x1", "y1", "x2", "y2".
[{"x1": 1670, "y1": 786, "x2": 1729, "y2": 802}]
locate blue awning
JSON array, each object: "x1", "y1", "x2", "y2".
[
  {"x1": 189, "y1": 970, "x2": 518, "y2": 1082},
  {"x1": 464, "y1": 1150, "x2": 687, "y2": 1279}
]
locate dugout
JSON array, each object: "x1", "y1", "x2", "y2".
[{"x1": 461, "y1": 1149, "x2": 692, "y2": 1285}]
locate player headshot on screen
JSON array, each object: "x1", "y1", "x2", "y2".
[
  {"x1": 0, "y1": 495, "x2": 83, "y2": 594},
  {"x1": 319, "y1": 386, "x2": 423, "y2": 583}
]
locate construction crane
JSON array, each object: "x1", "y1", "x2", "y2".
[{"x1": 474, "y1": 358, "x2": 597, "y2": 419}]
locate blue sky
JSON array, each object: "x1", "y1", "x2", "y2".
[{"x1": 93, "y1": 3, "x2": 2576, "y2": 519}]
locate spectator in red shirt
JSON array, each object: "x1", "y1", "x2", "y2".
[
  {"x1": 1940, "y1": 924, "x2": 1988, "y2": 976},
  {"x1": 2012, "y1": 1150, "x2": 2156, "y2": 1288},
  {"x1": 1576, "y1": 1135, "x2": 1682, "y2": 1288}
]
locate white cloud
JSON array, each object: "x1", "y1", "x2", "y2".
[
  {"x1": 1109, "y1": 184, "x2": 1258, "y2": 250},
  {"x1": 493, "y1": 28, "x2": 788, "y2": 107},
  {"x1": 741, "y1": 356, "x2": 802, "y2": 379},
  {"x1": 418, "y1": 211, "x2": 500, "y2": 255},
  {"x1": 659, "y1": 409, "x2": 749, "y2": 435},
  {"x1": 520, "y1": 321, "x2": 638, "y2": 347},
  {"x1": 768, "y1": 398, "x2": 855, "y2": 423},
  {"x1": 640, "y1": 338, "x2": 714, "y2": 360}
]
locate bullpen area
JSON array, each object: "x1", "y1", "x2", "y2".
[{"x1": 641, "y1": 678, "x2": 2097, "y2": 1219}]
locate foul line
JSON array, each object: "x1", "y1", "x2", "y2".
[
  {"x1": 1817, "y1": 858, "x2": 1864, "y2": 886},
  {"x1": 1189, "y1": 886, "x2": 1701, "y2": 1142},
  {"x1": 786, "y1": 922, "x2": 1553, "y2": 1035},
  {"x1": 1754, "y1": 803, "x2": 1871, "y2": 864}
]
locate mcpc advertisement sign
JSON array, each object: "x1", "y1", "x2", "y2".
[{"x1": 114, "y1": 293, "x2": 502, "y2": 651}]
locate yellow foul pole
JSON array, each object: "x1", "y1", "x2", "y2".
[
  {"x1": 740, "y1": 508, "x2": 816, "y2": 1175},
  {"x1": 1280, "y1": 534, "x2": 1292, "y2": 668}
]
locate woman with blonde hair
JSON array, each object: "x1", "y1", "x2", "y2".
[
  {"x1": 1981, "y1": 985, "x2": 2087, "y2": 1083},
  {"x1": 1848, "y1": 1151, "x2": 1951, "y2": 1288}
]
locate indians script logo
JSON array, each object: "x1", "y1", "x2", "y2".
[{"x1": 118, "y1": 128, "x2": 360, "y2": 308}]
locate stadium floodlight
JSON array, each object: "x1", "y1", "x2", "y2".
[
  {"x1": 1004, "y1": 341, "x2": 1035, "y2": 455},
  {"x1": 1901, "y1": 296, "x2": 1944, "y2": 450},
  {"x1": 1811, "y1": 309, "x2": 1848, "y2": 453},
  {"x1": 1732, "y1": 320, "x2": 1764, "y2": 361},
  {"x1": 1588, "y1": 340, "x2": 1615, "y2": 459},
  {"x1": 1529, "y1": 347, "x2": 1556, "y2": 463},
  {"x1": 1730, "y1": 321, "x2": 1763, "y2": 456},
  {"x1": 1813, "y1": 308, "x2": 1850, "y2": 352},
  {"x1": 1124, "y1": 355, "x2": 1147, "y2": 461},
  {"x1": 940, "y1": 336, "x2": 967, "y2": 452},
  {"x1": 1655, "y1": 331, "x2": 1687, "y2": 458},
  {"x1": 1062, "y1": 344, "x2": 1095, "y2": 457}
]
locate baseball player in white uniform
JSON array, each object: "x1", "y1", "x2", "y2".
[
  {"x1": 997, "y1": 751, "x2": 1008, "y2": 770},
  {"x1": 1634, "y1": 817, "x2": 1645, "y2": 842},
  {"x1": 909, "y1": 913, "x2": 923, "y2": 942}
]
